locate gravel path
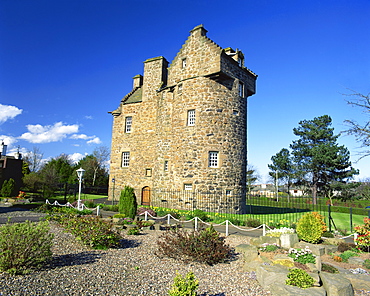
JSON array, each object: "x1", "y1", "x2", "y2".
[{"x1": 0, "y1": 210, "x2": 270, "y2": 296}]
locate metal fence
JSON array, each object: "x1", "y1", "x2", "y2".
[{"x1": 142, "y1": 188, "x2": 325, "y2": 225}]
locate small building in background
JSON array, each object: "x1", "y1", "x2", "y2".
[{"x1": 0, "y1": 142, "x2": 23, "y2": 196}]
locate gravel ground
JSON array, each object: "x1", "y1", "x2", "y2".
[
  {"x1": 1, "y1": 210, "x2": 369, "y2": 296},
  {"x1": 0, "y1": 210, "x2": 270, "y2": 296}
]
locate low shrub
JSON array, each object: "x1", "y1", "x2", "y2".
[
  {"x1": 244, "y1": 218, "x2": 261, "y2": 228},
  {"x1": 156, "y1": 225, "x2": 232, "y2": 265},
  {"x1": 137, "y1": 207, "x2": 156, "y2": 217},
  {"x1": 0, "y1": 221, "x2": 54, "y2": 275},
  {"x1": 58, "y1": 216, "x2": 122, "y2": 249},
  {"x1": 296, "y1": 212, "x2": 326, "y2": 243},
  {"x1": 354, "y1": 217, "x2": 370, "y2": 252},
  {"x1": 259, "y1": 243, "x2": 279, "y2": 252},
  {"x1": 228, "y1": 218, "x2": 243, "y2": 226},
  {"x1": 266, "y1": 227, "x2": 295, "y2": 237},
  {"x1": 286, "y1": 268, "x2": 315, "y2": 289},
  {"x1": 288, "y1": 247, "x2": 316, "y2": 264},
  {"x1": 83, "y1": 199, "x2": 96, "y2": 208},
  {"x1": 338, "y1": 242, "x2": 357, "y2": 252},
  {"x1": 363, "y1": 259, "x2": 370, "y2": 269},
  {"x1": 187, "y1": 209, "x2": 210, "y2": 222},
  {"x1": 134, "y1": 220, "x2": 154, "y2": 228},
  {"x1": 127, "y1": 228, "x2": 140, "y2": 235},
  {"x1": 322, "y1": 263, "x2": 339, "y2": 273},
  {"x1": 168, "y1": 271, "x2": 199, "y2": 296},
  {"x1": 339, "y1": 250, "x2": 359, "y2": 262}
]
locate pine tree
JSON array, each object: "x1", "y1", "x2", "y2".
[{"x1": 119, "y1": 186, "x2": 137, "y2": 219}]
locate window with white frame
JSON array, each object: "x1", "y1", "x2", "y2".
[
  {"x1": 239, "y1": 82, "x2": 244, "y2": 98},
  {"x1": 187, "y1": 109, "x2": 195, "y2": 126},
  {"x1": 182, "y1": 58, "x2": 187, "y2": 68},
  {"x1": 164, "y1": 160, "x2": 168, "y2": 171},
  {"x1": 184, "y1": 184, "x2": 193, "y2": 191},
  {"x1": 208, "y1": 151, "x2": 219, "y2": 168},
  {"x1": 121, "y1": 152, "x2": 130, "y2": 167},
  {"x1": 125, "y1": 116, "x2": 132, "y2": 133}
]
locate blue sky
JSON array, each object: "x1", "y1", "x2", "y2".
[{"x1": 1, "y1": 0, "x2": 369, "y2": 182}]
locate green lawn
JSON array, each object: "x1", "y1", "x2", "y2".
[{"x1": 50, "y1": 194, "x2": 107, "y2": 201}]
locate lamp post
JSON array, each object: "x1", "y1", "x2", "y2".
[
  {"x1": 111, "y1": 177, "x2": 115, "y2": 206},
  {"x1": 76, "y1": 168, "x2": 85, "y2": 211}
]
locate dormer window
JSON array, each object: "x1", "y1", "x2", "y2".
[{"x1": 182, "y1": 58, "x2": 187, "y2": 68}]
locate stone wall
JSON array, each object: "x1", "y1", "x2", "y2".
[{"x1": 109, "y1": 25, "x2": 257, "y2": 213}]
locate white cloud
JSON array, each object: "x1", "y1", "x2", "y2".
[
  {"x1": 85, "y1": 115, "x2": 93, "y2": 120},
  {"x1": 0, "y1": 104, "x2": 22, "y2": 124},
  {"x1": 19, "y1": 122, "x2": 79, "y2": 143},
  {"x1": 70, "y1": 134, "x2": 90, "y2": 140},
  {"x1": 87, "y1": 137, "x2": 102, "y2": 144},
  {"x1": 70, "y1": 134, "x2": 101, "y2": 144},
  {"x1": 69, "y1": 152, "x2": 87, "y2": 164},
  {"x1": 0, "y1": 135, "x2": 18, "y2": 147}
]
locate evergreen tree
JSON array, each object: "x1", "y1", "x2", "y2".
[
  {"x1": 119, "y1": 186, "x2": 137, "y2": 219},
  {"x1": 268, "y1": 148, "x2": 296, "y2": 196},
  {"x1": 290, "y1": 115, "x2": 358, "y2": 204},
  {"x1": 1, "y1": 178, "x2": 16, "y2": 197}
]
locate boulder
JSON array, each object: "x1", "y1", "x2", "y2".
[
  {"x1": 280, "y1": 233, "x2": 299, "y2": 249},
  {"x1": 235, "y1": 244, "x2": 258, "y2": 262},
  {"x1": 256, "y1": 263, "x2": 289, "y2": 289},
  {"x1": 295, "y1": 242, "x2": 325, "y2": 256},
  {"x1": 250, "y1": 236, "x2": 280, "y2": 247},
  {"x1": 320, "y1": 272, "x2": 354, "y2": 296},
  {"x1": 343, "y1": 273, "x2": 370, "y2": 291}
]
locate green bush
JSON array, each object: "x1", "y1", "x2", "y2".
[
  {"x1": 0, "y1": 178, "x2": 16, "y2": 197},
  {"x1": 363, "y1": 259, "x2": 370, "y2": 269},
  {"x1": 58, "y1": 216, "x2": 122, "y2": 249},
  {"x1": 119, "y1": 186, "x2": 137, "y2": 219},
  {"x1": 286, "y1": 268, "x2": 315, "y2": 289},
  {"x1": 156, "y1": 225, "x2": 232, "y2": 265},
  {"x1": 127, "y1": 228, "x2": 140, "y2": 235},
  {"x1": 296, "y1": 212, "x2": 325, "y2": 243},
  {"x1": 245, "y1": 218, "x2": 262, "y2": 228},
  {"x1": 339, "y1": 250, "x2": 359, "y2": 262},
  {"x1": 187, "y1": 209, "x2": 209, "y2": 222},
  {"x1": 168, "y1": 271, "x2": 199, "y2": 296},
  {"x1": 0, "y1": 221, "x2": 54, "y2": 275}
]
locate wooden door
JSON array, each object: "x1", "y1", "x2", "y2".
[{"x1": 141, "y1": 186, "x2": 151, "y2": 206}]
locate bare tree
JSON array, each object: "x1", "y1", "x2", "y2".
[
  {"x1": 342, "y1": 90, "x2": 370, "y2": 159},
  {"x1": 23, "y1": 147, "x2": 44, "y2": 172}
]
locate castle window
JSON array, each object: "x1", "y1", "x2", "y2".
[
  {"x1": 226, "y1": 190, "x2": 232, "y2": 196},
  {"x1": 182, "y1": 58, "x2": 187, "y2": 68},
  {"x1": 125, "y1": 116, "x2": 132, "y2": 133},
  {"x1": 208, "y1": 151, "x2": 219, "y2": 168},
  {"x1": 121, "y1": 152, "x2": 130, "y2": 167},
  {"x1": 184, "y1": 184, "x2": 192, "y2": 191},
  {"x1": 187, "y1": 109, "x2": 195, "y2": 126},
  {"x1": 238, "y1": 57, "x2": 243, "y2": 67},
  {"x1": 239, "y1": 82, "x2": 244, "y2": 98},
  {"x1": 178, "y1": 83, "x2": 183, "y2": 94},
  {"x1": 145, "y1": 168, "x2": 152, "y2": 177},
  {"x1": 164, "y1": 160, "x2": 169, "y2": 171}
]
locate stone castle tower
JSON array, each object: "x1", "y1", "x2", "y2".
[{"x1": 109, "y1": 25, "x2": 257, "y2": 213}]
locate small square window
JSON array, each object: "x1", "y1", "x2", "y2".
[
  {"x1": 208, "y1": 151, "x2": 218, "y2": 168},
  {"x1": 125, "y1": 116, "x2": 132, "y2": 133},
  {"x1": 145, "y1": 168, "x2": 152, "y2": 177},
  {"x1": 226, "y1": 190, "x2": 232, "y2": 196},
  {"x1": 184, "y1": 184, "x2": 192, "y2": 191},
  {"x1": 121, "y1": 152, "x2": 130, "y2": 167},
  {"x1": 182, "y1": 58, "x2": 187, "y2": 68},
  {"x1": 164, "y1": 160, "x2": 169, "y2": 171},
  {"x1": 187, "y1": 109, "x2": 195, "y2": 126}
]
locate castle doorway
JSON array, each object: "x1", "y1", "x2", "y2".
[{"x1": 141, "y1": 186, "x2": 151, "y2": 206}]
